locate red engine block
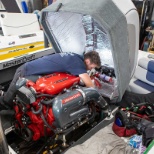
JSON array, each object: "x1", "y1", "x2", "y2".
[
  {"x1": 14, "y1": 73, "x2": 80, "y2": 141},
  {"x1": 27, "y1": 72, "x2": 80, "y2": 95},
  {"x1": 14, "y1": 99, "x2": 55, "y2": 141}
]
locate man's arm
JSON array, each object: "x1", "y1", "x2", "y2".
[{"x1": 79, "y1": 73, "x2": 95, "y2": 88}]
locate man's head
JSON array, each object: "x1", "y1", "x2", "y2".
[{"x1": 84, "y1": 51, "x2": 101, "y2": 70}]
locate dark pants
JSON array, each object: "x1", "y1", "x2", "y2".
[{"x1": 3, "y1": 64, "x2": 25, "y2": 106}]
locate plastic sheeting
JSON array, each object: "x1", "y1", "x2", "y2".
[
  {"x1": 46, "y1": 12, "x2": 86, "y2": 56},
  {"x1": 96, "y1": 78, "x2": 119, "y2": 100},
  {"x1": 45, "y1": 12, "x2": 114, "y2": 67},
  {"x1": 82, "y1": 15, "x2": 114, "y2": 67}
]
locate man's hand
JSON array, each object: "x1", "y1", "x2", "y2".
[{"x1": 79, "y1": 73, "x2": 95, "y2": 88}]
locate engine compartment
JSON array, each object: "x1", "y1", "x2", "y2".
[
  {"x1": 2, "y1": 66, "x2": 117, "y2": 154},
  {"x1": 14, "y1": 68, "x2": 111, "y2": 138}
]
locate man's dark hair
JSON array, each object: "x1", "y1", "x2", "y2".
[{"x1": 84, "y1": 51, "x2": 101, "y2": 67}]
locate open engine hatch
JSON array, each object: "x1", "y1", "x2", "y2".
[{"x1": 40, "y1": 0, "x2": 139, "y2": 102}]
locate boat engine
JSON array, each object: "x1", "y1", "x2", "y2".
[{"x1": 14, "y1": 72, "x2": 108, "y2": 142}]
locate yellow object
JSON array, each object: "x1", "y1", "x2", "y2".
[
  {"x1": 0, "y1": 41, "x2": 44, "y2": 60},
  {"x1": 42, "y1": 144, "x2": 58, "y2": 154},
  {"x1": 148, "y1": 46, "x2": 154, "y2": 54}
]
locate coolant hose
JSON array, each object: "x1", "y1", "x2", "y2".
[
  {"x1": 31, "y1": 104, "x2": 43, "y2": 114},
  {"x1": 41, "y1": 99, "x2": 54, "y2": 105},
  {"x1": 40, "y1": 113, "x2": 56, "y2": 133},
  {"x1": 36, "y1": 94, "x2": 55, "y2": 98}
]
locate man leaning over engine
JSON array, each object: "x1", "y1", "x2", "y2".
[{"x1": 0, "y1": 51, "x2": 101, "y2": 110}]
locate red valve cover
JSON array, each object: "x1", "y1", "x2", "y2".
[{"x1": 34, "y1": 73, "x2": 80, "y2": 95}]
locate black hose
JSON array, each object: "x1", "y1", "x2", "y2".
[
  {"x1": 31, "y1": 104, "x2": 43, "y2": 114},
  {"x1": 21, "y1": 127, "x2": 33, "y2": 142},
  {"x1": 45, "y1": 106, "x2": 49, "y2": 118},
  {"x1": 36, "y1": 94, "x2": 55, "y2": 105},
  {"x1": 40, "y1": 113, "x2": 56, "y2": 134},
  {"x1": 41, "y1": 99, "x2": 54, "y2": 105},
  {"x1": 31, "y1": 102, "x2": 55, "y2": 132},
  {"x1": 36, "y1": 94, "x2": 56, "y2": 98}
]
